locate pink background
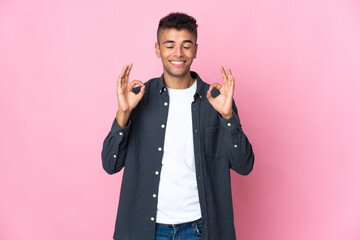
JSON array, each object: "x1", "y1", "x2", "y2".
[{"x1": 1, "y1": 0, "x2": 360, "y2": 239}]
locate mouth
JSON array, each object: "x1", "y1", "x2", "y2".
[{"x1": 170, "y1": 60, "x2": 186, "y2": 67}]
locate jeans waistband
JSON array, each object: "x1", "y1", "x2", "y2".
[{"x1": 156, "y1": 218, "x2": 201, "y2": 227}]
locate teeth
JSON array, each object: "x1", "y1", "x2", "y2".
[{"x1": 171, "y1": 61, "x2": 184, "y2": 65}]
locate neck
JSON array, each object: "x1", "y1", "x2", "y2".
[{"x1": 163, "y1": 71, "x2": 195, "y2": 89}]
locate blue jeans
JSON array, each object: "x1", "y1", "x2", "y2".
[{"x1": 155, "y1": 218, "x2": 202, "y2": 240}]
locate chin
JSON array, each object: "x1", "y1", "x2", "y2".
[
  {"x1": 169, "y1": 71, "x2": 187, "y2": 78},
  {"x1": 164, "y1": 67, "x2": 190, "y2": 78}
]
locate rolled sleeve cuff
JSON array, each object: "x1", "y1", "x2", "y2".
[
  {"x1": 219, "y1": 113, "x2": 241, "y2": 134},
  {"x1": 111, "y1": 118, "x2": 131, "y2": 137}
]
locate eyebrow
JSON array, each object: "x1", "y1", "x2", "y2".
[{"x1": 162, "y1": 40, "x2": 194, "y2": 44}]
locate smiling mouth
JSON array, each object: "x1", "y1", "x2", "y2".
[{"x1": 170, "y1": 60, "x2": 186, "y2": 66}]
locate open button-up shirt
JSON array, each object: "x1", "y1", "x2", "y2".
[{"x1": 101, "y1": 71, "x2": 254, "y2": 240}]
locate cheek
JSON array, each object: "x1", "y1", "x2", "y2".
[
  {"x1": 160, "y1": 50, "x2": 172, "y2": 59},
  {"x1": 160, "y1": 54, "x2": 170, "y2": 63},
  {"x1": 186, "y1": 52, "x2": 196, "y2": 59}
]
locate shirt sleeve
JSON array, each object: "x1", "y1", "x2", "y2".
[
  {"x1": 218, "y1": 103, "x2": 254, "y2": 175},
  {"x1": 101, "y1": 117, "x2": 131, "y2": 174}
]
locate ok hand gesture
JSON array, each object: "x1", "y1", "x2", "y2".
[
  {"x1": 206, "y1": 66, "x2": 235, "y2": 119},
  {"x1": 116, "y1": 63, "x2": 145, "y2": 128}
]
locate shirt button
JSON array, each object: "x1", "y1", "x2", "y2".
[
  {"x1": 234, "y1": 144, "x2": 238, "y2": 148},
  {"x1": 113, "y1": 154, "x2": 117, "y2": 158},
  {"x1": 155, "y1": 171, "x2": 159, "y2": 175},
  {"x1": 158, "y1": 147, "x2": 162, "y2": 151},
  {"x1": 153, "y1": 194, "x2": 157, "y2": 198},
  {"x1": 151, "y1": 217, "x2": 155, "y2": 221},
  {"x1": 164, "y1": 88, "x2": 167, "y2": 91},
  {"x1": 161, "y1": 124, "x2": 165, "y2": 128},
  {"x1": 227, "y1": 123, "x2": 232, "y2": 127},
  {"x1": 119, "y1": 132, "x2": 123, "y2": 136},
  {"x1": 164, "y1": 102, "x2": 168, "y2": 106}
]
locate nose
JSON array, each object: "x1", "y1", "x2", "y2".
[{"x1": 174, "y1": 46, "x2": 184, "y2": 57}]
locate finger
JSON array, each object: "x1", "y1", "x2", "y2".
[
  {"x1": 119, "y1": 65, "x2": 128, "y2": 82},
  {"x1": 128, "y1": 80, "x2": 144, "y2": 89},
  {"x1": 137, "y1": 84, "x2": 146, "y2": 100},
  {"x1": 121, "y1": 64, "x2": 130, "y2": 87},
  {"x1": 227, "y1": 67, "x2": 235, "y2": 88},
  {"x1": 206, "y1": 87, "x2": 214, "y2": 103},
  {"x1": 229, "y1": 72, "x2": 235, "y2": 88},
  {"x1": 220, "y1": 66, "x2": 228, "y2": 86},
  {"x1": 220, "y1": 66, "x2": 227, "y2": 80},
  {"x1": 125, "y1": 63, "x2": 133, "y2": 84},
  {"x1": 206, "y1": 89, "x2": 213, "y2": 103},
  {"x1": 227, "y1": 67, "x2": 232, "y2": 76},
  {"x1": 207, "y1": 82, "x2": 222, "y2": 101},
  {"x1": 209, "y1": 82, "x2": 222, "y2": 91},
  {"x1": 226, "y1": 67, "x2": 230, "y2": 77},
  {"x1": 119, "y1": 64, "x2": 128, "y2": 78},
  {"x1": 118, "y1": 64, "x2": 128, "y2": 89}
]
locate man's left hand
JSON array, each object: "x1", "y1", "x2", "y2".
[{"x1": 206, "y1": 66, "x2": 235, "y2": 119}]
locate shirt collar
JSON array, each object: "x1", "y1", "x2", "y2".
[{"x1": 158, "y1": 71, "x2": 205, "y2": 100}]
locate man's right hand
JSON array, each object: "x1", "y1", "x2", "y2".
[{"x1": 116, "y1": 63, "x2": 145, "y2": 128}]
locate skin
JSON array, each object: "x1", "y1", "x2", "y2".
[
  {"x1": 155, "y1": 29, "x2": 197, "y2": 89},
  {"x1": 116, "y1": 28, "x2": 234, "y2": 128}
]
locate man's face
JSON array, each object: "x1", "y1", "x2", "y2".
[{"x1": 155, "y1": 28, "x2": 198, "y2": 78}]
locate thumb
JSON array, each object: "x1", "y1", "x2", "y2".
[
  {"x1": 136, "y1": 85, "x2": 146, "y2": 100},
  {"x1": 206, "y1": 89, "x2": 214, "y2": 105}
]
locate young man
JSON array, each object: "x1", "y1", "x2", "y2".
[{"x1": 101, "y1": 12, "x2": 254, "y2": 240}]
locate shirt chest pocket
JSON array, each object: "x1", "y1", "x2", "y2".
[{"x1": 204, "y1": 126, "x2": 221, "y2": 156}]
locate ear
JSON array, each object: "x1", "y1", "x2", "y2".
[
  {"x1": 193, "y1": 43, "x2": 198, "y2": 59},
  {"x1": 155, "y1": 42, "x2": 161, "y2": 58}
]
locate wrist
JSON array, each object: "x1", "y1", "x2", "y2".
[
  {"x1": 116, "y1": 110, "x2": 130, "y2": 128},
  {"x1": 221, "y1": 112, "x2": 233, "y2": 120}
]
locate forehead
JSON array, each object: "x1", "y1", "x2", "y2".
[{"x1": 159, "y1": 28, "x2": 196, "y2": 43}]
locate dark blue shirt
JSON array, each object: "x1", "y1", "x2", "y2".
[{"x1": 101, "y1": 71, "x2": 254, "y2": 240}]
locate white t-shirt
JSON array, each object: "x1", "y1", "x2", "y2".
[{"x1": 156, "y1": 80, "x2": 202, "y2": 224}]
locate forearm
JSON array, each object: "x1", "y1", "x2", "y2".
[
  {"x1": 101, "y1": 118, "x2": 131, "y2": 174},
  {"x1": 219, "y1": 110, "x2": 254, "y2": 175}
]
